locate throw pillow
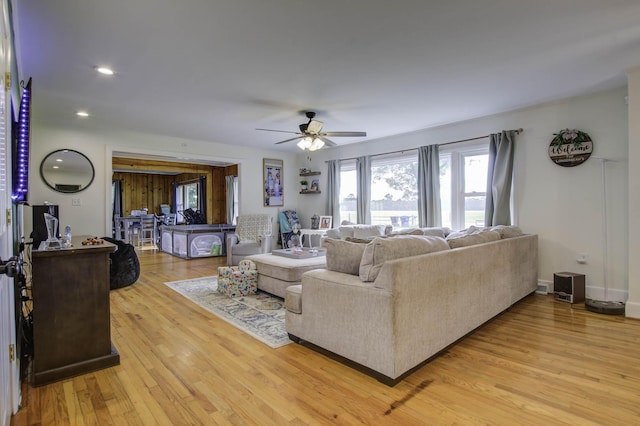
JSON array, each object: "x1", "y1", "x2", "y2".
[
  {"x1": 352, "y1": 224, "x2": 390, "y2": 239},
  {"x1": 417, "y1": 227, "x2": 452, "y2": 238},
  {"x1": 359, "y1": 235, "x2": 450, "y2": 282},
  {"x1": 490, "y1": 225, "x2": 524, "y2": 239},
  {"x1": 322, "y1": 238, "x2": 368, "y2": 275},
  {"x1": 446, "y1": 229, "x2": 501, "y2": 249}
]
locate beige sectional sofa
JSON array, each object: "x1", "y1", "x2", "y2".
[{"x1": 285, "y1": 229, "x2": 538, "y2": 385}]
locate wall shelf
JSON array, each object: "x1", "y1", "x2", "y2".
[
  {"x1": 300, "y1": 171, "x2": 321, "y2": 176},
  {"x1": 300, "y1": 190, "x2": 321, "y2": 194}
]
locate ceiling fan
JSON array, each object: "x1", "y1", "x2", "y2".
[{"x1": 256, "y1": 111, "x2": 367, "y2": 151}]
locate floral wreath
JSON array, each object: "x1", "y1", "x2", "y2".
[{"x1": 551, "y1": 129, "x2": 592, "y2": 147}]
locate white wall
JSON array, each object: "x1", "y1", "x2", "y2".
[
  {"x1": 25, "y1": 124, "x2": 298, "y2": 244},
  {"x1": 627, "y1": 67, "x2": 640, "y2": 319},
  {"x1": 297, "y1": 87, "x2": 630, "y2": 302}
]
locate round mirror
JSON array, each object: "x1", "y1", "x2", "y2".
[{"x1": 40, "y1": 149, "x2": 95, "y2": 193}]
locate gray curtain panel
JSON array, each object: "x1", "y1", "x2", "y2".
[
  {"x1": 225, "y1": 175, "x2": 235, "y2": 224},
  {"x1": 418, "y1": 145, "x2": 442, "y2": 227},
  {"x1": 326, "y1": 160, "x2": 341, "y2": 224},
  {"x1": 485, "y1": 130, "x2": 516, "y2": 226},
  {"x1": 356, "y1": 156, "x2": 371, "y2": 224}
]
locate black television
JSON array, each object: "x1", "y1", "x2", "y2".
[{"x1": 12, "y1": 77, "x2": 31, "y2": 203}]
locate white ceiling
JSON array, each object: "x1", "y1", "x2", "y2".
[{"x1": 13, "y1": 0, "x2": 640, "y2": 152}]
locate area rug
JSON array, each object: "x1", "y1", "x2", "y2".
[{"x1": 164, "y1": 276, "x2": 291, "y2": 348}]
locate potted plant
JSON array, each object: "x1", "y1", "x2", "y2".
[{"x1": 300, "y1": 180, "x2": 308, "y2": 191}]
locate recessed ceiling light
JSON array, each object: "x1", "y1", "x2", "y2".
[
  {"x1": 95, "y1": 67, "x2": 114, "y2": 76},
  {"x1": 76, "y1": 111, "x2": 89, "y2": 117}
]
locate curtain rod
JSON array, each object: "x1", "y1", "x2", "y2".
[{"x1": 325, "y1": 128, "x2": 523, "y2": 162}]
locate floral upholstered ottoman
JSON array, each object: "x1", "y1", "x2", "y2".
[{"x1": 217, "y1": 259, "x2": 258, "y2": 297}]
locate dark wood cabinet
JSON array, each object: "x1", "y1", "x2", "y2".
[{"x1": 31, "y1": 237, "x2": 120, "y2": 385}]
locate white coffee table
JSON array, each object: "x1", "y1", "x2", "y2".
[{"x1": 299, "y1": 229, "x2": 327, "y2": 248}]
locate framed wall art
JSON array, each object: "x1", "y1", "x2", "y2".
[{"x1": 263, "y1": 158, "x2": 284, "y2": 207}]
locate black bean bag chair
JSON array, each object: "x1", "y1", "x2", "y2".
[{"x1": 103, "y1": 237, "x2": 140, "y2": 289}]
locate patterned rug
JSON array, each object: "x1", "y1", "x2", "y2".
[{"x1": 164, "y1": 276, "x2": 291, "y2": 348}]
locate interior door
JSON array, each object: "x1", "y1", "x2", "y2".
[{"x1": 0, "y1": 3, "x2": 19, "y2": 421}]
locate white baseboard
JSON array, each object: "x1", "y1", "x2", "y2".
[
  {"x1": 624, "y1": 301, "x2": 640, "y2": 319},
  {"x1": 585, "y1": 286, "x2": 628, "y2": 302}
]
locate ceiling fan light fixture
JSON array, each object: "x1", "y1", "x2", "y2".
[
  {"x1": 308, "y1": 138, "x2": 325, "y2": 151},
  {"x1": 297, "y1": 137, "x2": 313, "y2": 150}
]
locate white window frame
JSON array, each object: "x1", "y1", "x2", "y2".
[
  {"x1": 439, "y1": 139, "x2": 489, "y2": 230},
  {"x1": 175, "y1": 181, "x2": 200, "y2": 223},
  {"x1": 338, "y1": 159, "x2": 357, "y2": 225},
  {"x1": 370, "y1": 152, "x2": 419, "y2": 228}
]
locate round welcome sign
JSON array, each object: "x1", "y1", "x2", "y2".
[{"x1": 548, "y1": 129, "x2": 593, "y2": 167}]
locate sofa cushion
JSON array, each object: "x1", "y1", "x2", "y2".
[
  {"x1": 446, "y1": 225, "x2": 481, "y2": 240},
  {"x1": 418, "y1": 227, "x2": 452, "y2": 238},
  {"x1": 388, "y1": 228, "x2": 425, "y2": 236},
  {"x1": 490, "y1": 225, "x2": 524, "y2": 239},
  {"x1": 446, "y1": 229, "x2": 501, "y2": 249},
  {"x1": 325, "y1": 228, "x2": 342, "y2": 239},
  {"x1": 359, "y1": 235, "x2": 450, "y2": 282},
  {"x1": 246, "y1": 253, "x2": 326, "y2": 282},
  {"x1": 353, "y1": 225, "x2": 392, "y2": 239},
  {"x1": 322, "y1": 238, "x2": 367, "y2": 275},
  {"x1": 285, "y1": 284, "x2": 302, "y2": 314}
]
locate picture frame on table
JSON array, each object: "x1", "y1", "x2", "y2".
[
  {"x1": 319, "y1": 215, "x2": 332, "y2": 229},
  {"x1": 263, "y1": 158, "x2": 284, "y2": 207}
]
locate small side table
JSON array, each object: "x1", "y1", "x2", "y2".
[{"x1": 299, "y1": 229, "x2": 327, "y2": 248}]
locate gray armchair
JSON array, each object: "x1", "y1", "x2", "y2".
[{"x1": 226, "y1": 214, "x2": 273, "y2": 265}]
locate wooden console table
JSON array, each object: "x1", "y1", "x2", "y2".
[{"x1": 31, "y1": 237, "x2": 120, "y2": 385}]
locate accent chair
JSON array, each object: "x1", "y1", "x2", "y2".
[{"x1": 226, "y1": 214, "x2": 273, "y2": 265}]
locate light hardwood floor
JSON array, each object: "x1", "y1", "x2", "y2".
[{"x1": 12, "y1": 249, "x2": 640, "y2": 425}]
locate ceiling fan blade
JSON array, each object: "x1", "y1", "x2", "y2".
[
  {"x1": 256, "y1": 128, "x2": 301, "y2": 134},
  {"x1": 317, "y1": 136, "x2": 337, "y2": 147},
  {"x1": 275, "y1": 136, "x2": 304, "y2": 145},
  {"x1": 321, "y1": 131, "x2": 367, "y2": 137}
]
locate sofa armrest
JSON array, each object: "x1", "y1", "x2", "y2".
[
  {"x1": 226, "y1": 233, "x2": 239, "y2": 265},
  {"x1": 286, "y1": 269, "x2": 397, "y2": 377}
]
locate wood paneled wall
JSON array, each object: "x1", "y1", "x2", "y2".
[{"x1": 112, "y1": 158, "x2": 238, "y2": 224}]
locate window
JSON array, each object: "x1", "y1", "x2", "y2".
[
  {"x1": 232, "y1": 176, "x2": 239, "y2": 225},
  {"x1": 339, "y1": 153, "x2": 419, "y2": 228},
  {"x1": 439, "y1": 139, "x2": 489, "y2": 230},
  {"x1": 370, "y1": 153, "x2": 418, "y2": 228},
  {"x1": 339, "y1": 160, "x2": 357, "y2": 224},
  {"x1": 176, "y1": 181, "x2": 199, "y2": 223}
]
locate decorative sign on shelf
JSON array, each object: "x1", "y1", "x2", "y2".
[{"x1": 548, "y1": 129, "x2": 593, "y2": 167}]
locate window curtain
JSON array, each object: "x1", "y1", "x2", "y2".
[
  {"x1": 198, "y1": 176, "x2": 207, "y2": 219},
  {"x1": 356, "y1": 156, "x2": 371, "y2": 224},
  {"x1": 417, "y1": 145, "x2": 442, "y2": 227},
  {"x1": 485, "y1": 130, "x2": 515, "y2": 226},
  {"x1": 326, "y1": 160, "x2": 341, "y2": 224},
  {"x1": 225, "y1": 175, "x2": 235, "y2": 224}
]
